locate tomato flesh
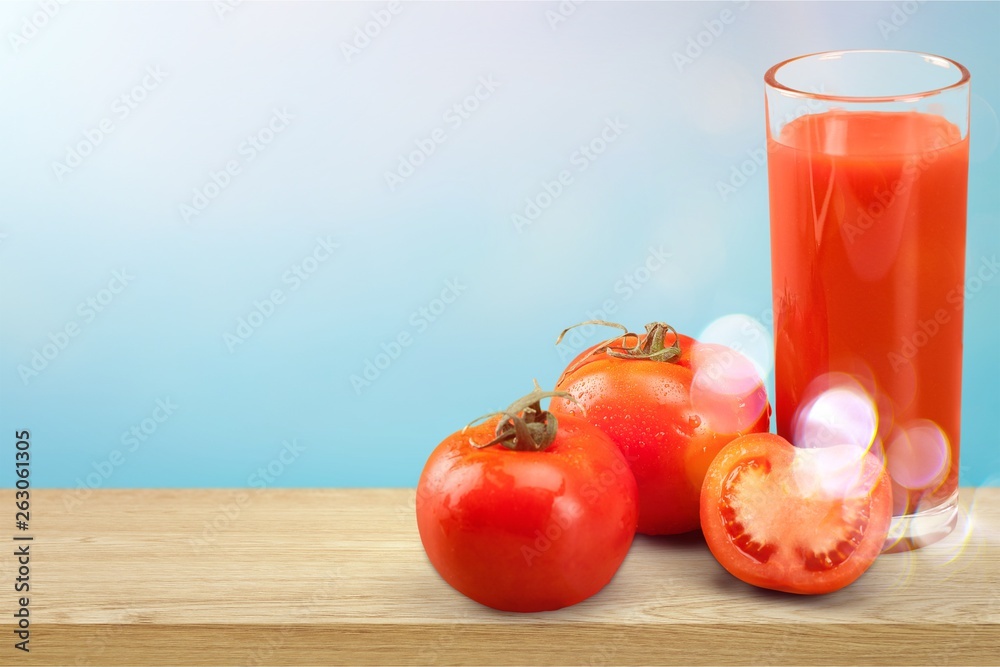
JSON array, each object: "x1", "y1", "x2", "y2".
[{"x1": 701, "y1": 433, "x2": 892, "y2": 594}]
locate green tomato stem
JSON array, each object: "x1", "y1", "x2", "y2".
[
  {"x1": 465, "y1": 381, "x2": 580, "y2": 452},
  {"x1": 555, "y1": 320, "x2": 684, "y2": 384}
]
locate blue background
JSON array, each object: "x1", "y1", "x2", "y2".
[{"x1": 2, "y1": 1, "x2": 998, "y2": 490}]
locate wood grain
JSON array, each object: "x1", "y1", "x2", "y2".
[{"x1": 1, "y1": 488, "x2": 998, "y2": 666}]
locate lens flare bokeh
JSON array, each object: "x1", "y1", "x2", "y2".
[
  {"x1": 790, "y1": 444, "x2": 884, "y2": 502},
  {"x1": 697, "y1": 314, "x2": 774, "y2": 382},
  {"x1": 885, "y1": 420, "x2": 951, "y2": 491},
  {"x1": 792, "y1": 372, "x2": 879, "y2": 454},
  {"x1": 882, "y1": 495, "x2": 976, "y2": 587},
  {"x1": 689, "y1": 340, "x2": 769, "y2": 435}
]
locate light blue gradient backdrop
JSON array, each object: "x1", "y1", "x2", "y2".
[{"x1": 1, "y1": 1, "x2": 997, "y2": 489}]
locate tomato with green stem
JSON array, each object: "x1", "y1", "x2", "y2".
[
  {"x1": 416, "y1": 385, "x2": 639, "y2": 612},
  {"x1": 550, "y1": 321, "x2": 770, "y2": 535}
]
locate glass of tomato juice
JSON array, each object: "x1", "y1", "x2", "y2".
[{"x1": 764, "y1": 50, "x2": 971, "y2": 552}]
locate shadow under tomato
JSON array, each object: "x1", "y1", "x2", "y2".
[
  {"x1": 704, "y1": 565, "x2": 890, "y2": 609},
  {"x1": 636, "y1": 530, "x2": 709, "y2": 549}
]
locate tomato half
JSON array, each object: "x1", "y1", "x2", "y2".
[
  {"x1": 416, "y1": 398, "x2": 638, "y2": 612},
  {"x1": 700, "y1": 433, "x2": 893, "y2": 594},
  {"x1": 550, "y1": 323, "x2": 769, "y2": 535}
]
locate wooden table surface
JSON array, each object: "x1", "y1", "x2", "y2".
[{"x1": 1, "y1": 488, "x2": 998, "y2": 666}]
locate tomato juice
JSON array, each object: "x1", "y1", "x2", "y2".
[{"x1": 768, "y1": 110, "x2": 969, "y2": 517}]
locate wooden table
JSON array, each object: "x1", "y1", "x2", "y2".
[{"x1": 1, "y1": 488, "x2": 998, "y2": 666}]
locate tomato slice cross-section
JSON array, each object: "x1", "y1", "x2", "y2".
[{"x1": 701, "y1": 433, "x2": 893, "y2": 594}]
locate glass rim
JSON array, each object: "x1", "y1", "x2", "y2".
[{"x1": 764, "y1": 49, "x2": 971, "y2": 104}]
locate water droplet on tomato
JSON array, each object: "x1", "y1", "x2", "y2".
[{"x1": 688, "y1": 415, "x2": 702, "y2": 429}]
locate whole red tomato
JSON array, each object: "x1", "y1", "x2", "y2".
[
  {"x1": 416, "y1": 386, "x2": 639, "y2": 612},
  {"x1": 700, "y1": 433, "x2": 892, "y2": 594},
  {"x1": 550, "y1": 321, "x2": 769, "y2": 535}
]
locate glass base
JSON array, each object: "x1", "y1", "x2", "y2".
[{"x1": 882, "y1": 490, "x2": 959, "y2": 553}]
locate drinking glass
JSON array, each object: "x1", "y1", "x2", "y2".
[{"x1": 764, "y1": 50, "x2": 971, "y2": 551}]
